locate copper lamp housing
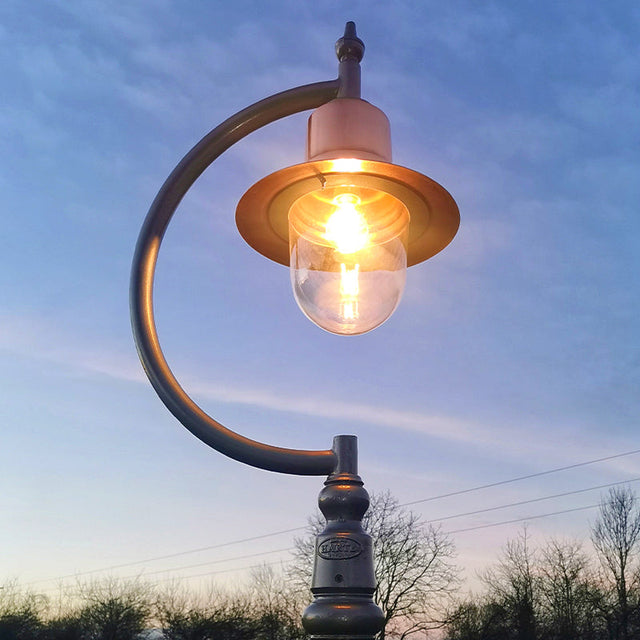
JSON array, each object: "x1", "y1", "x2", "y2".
[{"x1": 236, "y1": 97, "x2": 460, "y2": 269}]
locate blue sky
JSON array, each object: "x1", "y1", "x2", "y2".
[{"x1": 1, "y1": 1, "x2": 639, "y2": 595}]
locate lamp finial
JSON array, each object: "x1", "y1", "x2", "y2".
[{"x1": 336, "y1": 21, "x2": 365, "y2": 63}]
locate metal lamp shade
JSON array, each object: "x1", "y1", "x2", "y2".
[{"x1": 235, "y1": 158, "x2": 460, "y2": 267}]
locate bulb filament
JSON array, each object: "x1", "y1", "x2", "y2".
[
  {"x1": 324, "y1": 194, "x2": 369, "y2": 254},
  {"x1": 339, "y1": 263, "x2": 360, "y2": 320}
]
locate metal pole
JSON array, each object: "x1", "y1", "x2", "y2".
[
  {"x1": 130, "y1": 22, "x2": 384, "y2": 637},
  {"x1": 303, "y1": 435, "x2": 385, "y2": 639}
]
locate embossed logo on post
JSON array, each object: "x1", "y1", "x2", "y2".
[{"x1": 318, "y1": 537, "x2": 363, "y2": 559}]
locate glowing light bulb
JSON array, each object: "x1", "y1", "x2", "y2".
[
  {"x1": 288, "y1": 185, "x2": 409, "y2": 335},
  {"x1": 324, "y1": 195, "x2": 369, "y2": 254}
]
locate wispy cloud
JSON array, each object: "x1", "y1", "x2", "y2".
[
  {"x1": 2, "y1": 313, "x2": 637, "y2": 476},
  {"x1": 0, "y1": 314, "x2": 478, "y2": 442}
]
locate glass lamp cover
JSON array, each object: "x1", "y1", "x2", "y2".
[{"x1": 288, "y1": 184, "x2": 409, "y2": 335}]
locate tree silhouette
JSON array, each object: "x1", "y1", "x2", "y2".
[
  {"x1": 591, "y1": 486, "x2": 640, "y2": 640},
  {"x1": 480, "y1": 528, "x2": 538, "y2": 640},
  {"x1": 77, "y1": 577, "x2": 152, "y2": 640}
]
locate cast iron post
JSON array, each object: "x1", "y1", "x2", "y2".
[{"x1": 303, "y1": 436, "x2": 385, "y2": 639}]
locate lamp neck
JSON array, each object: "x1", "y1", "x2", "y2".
[
  {"x1": 336, "y1": 21, "x2": 364, "y2": 99},
  {"x1": 331, "y1": 434, "x2": 358, "y2": 476}
]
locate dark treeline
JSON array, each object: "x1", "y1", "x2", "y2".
[
  {"x1": 0, "y1": 567, "x2": 306, "y2": 640},
  {"x1": 3, "y1": 487, "x2": 639, "y2": 640},
  {"x1": 444, "y1": 486, "x2": 640, "y2": 640}
]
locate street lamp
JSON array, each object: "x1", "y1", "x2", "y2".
[{"x1": 131, "y1": 22, "x2": 458, "y2": 639}]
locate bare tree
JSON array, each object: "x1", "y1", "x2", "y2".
[
  {"x1": 480, "y1": 528, "x2": 538, "y2": 640},
  {"x1": 444, "y1": 596, "x2": 513, "y2": 640},
  {"x1": 0, "y1": 580, "x2": 47, "y2": 639},
  {"x1": 156, "y1": 583, "x2": 257, "y2": 640},
  {"x1": 290, "y1": 490, "x2": 458, "y2": 639},
  {"x1": 156, "y1": 582, "x2": 210, "y2": 640},
  {"x1": 249, "y1": 564, "x2": 306, "y2": 640},
  {"x1": 591, "y1": 486, "x2": 640, "y2": 640},
  {"x1": 77, "y1": 576, "x2": 152, "y2": 640},
  {"x1": 538, "y1": 538, "x2": 597, "y2": 640},
  {"x1": 156, "y1": 573, "x2": 304, "y2": 640}
]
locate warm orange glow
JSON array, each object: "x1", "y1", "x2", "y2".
[
  {"x1": 324, "y1": 194, "x2": 369, "y2": 254},
  {"x1": 328, "y1": 158, "x2": 364, "y2": 173},
  {"x1": 288, "y1": 184, "x2": 410, "y2": 335}
]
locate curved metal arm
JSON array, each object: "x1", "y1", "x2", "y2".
[{"x1": 130, "y1": 79, "x2": 342, "y2": 476}]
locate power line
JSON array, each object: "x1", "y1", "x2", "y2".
[
  {"x1": 24, "y1": 448, "x2": 640, "y2": 588},
  {"x1": 425, "y1": 477, "x2": 640, "y2": 525},
  {"x1": 89, "y1": 504, "x2": 613, "y2": 590},
  {"x1": 108, "y1": 478, "x2": 639, "y2": 585},
  {"x1": 98, "y1": 504, "x2": 608, "y2": 589},
  {"x1": 147, "y1": 558, "x2": 288, "y2": 588},
  {"x1": 40, "y1": 559, "x2": 291, "y2": 597},
  {"x1": 38, "y1": 501, "x2": 604, "y2": 595},
  {"x1": 402, "y1": 448, "x2": 640, "y2": 508},
  {"x1": 446, "y1": 503, "x2": 599, "y2": 535},
  {"x1": 23, "y1": 527, "x2": 305, "y2": 587},
  {"x1": 135, "y1": 547, "x2": 294, "y2": 578},
  {"x1": 37, "y1": 549, "x2": 295, "y2": 596}
]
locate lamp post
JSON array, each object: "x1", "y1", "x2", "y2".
[{"x1": 131, "y1": 22, "x2": 458, "y2": 639}]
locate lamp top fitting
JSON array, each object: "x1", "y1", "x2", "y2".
[
  {"x1": 236, "y1": 24, "x2": 458, "y2": 271},
  {"x1": 336, "y1": 21, "x2": 364, "y2": 63}
]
